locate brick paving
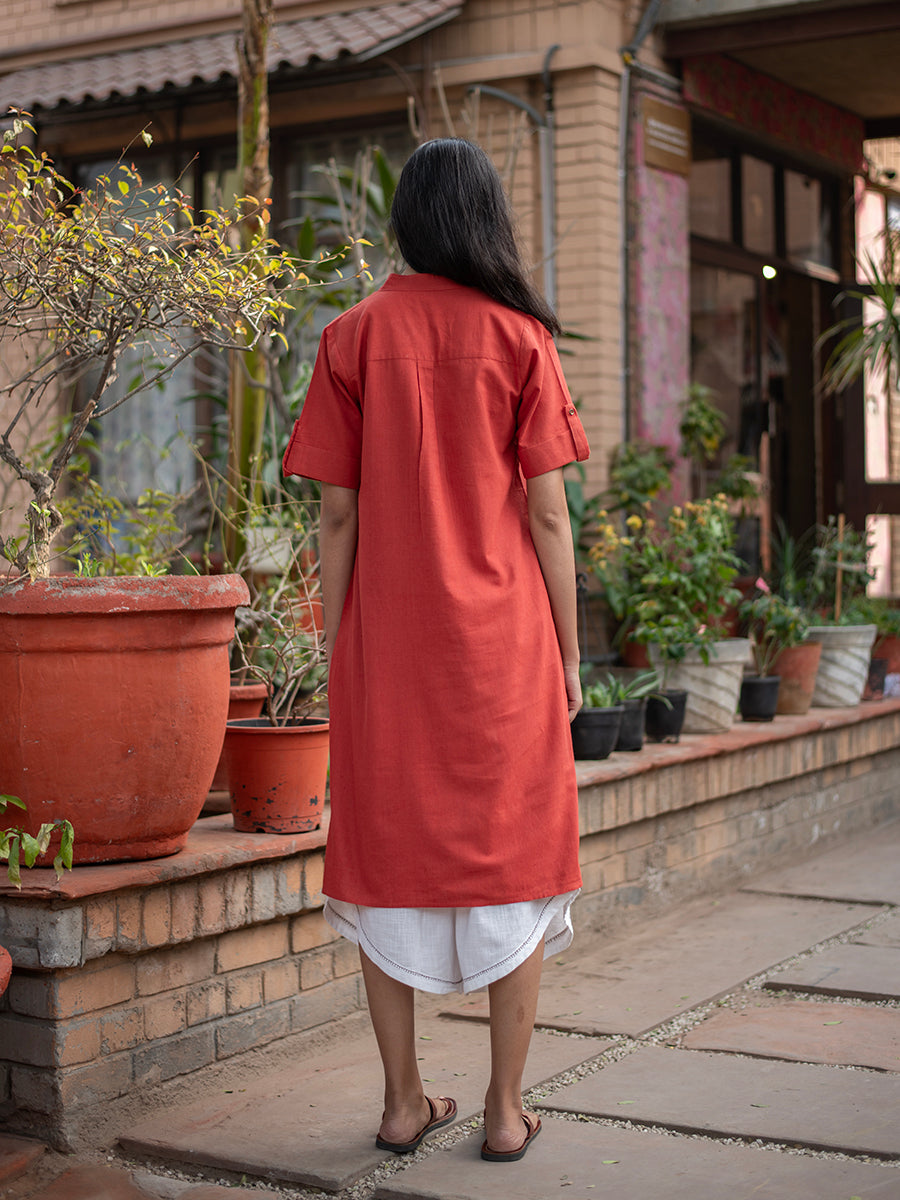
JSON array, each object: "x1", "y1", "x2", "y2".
[{"x1": 1, "y1": 818, "x2": 899, "y2": 1199}]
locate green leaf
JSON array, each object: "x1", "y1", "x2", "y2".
[{"x1": 0, "y1": 794, "x2": 27, "y2": 812}]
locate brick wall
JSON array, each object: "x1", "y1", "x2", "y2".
[
  {"x1": 2, "y1": 701, "x2": 899, "y2": 1149},
  {"x1": 0, "y1": 842, "x2": 362, "y2": 1147}
]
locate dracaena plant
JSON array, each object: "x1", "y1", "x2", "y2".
[{"x1": 0, "y1": 112, "x2": 294, "y2": 581}]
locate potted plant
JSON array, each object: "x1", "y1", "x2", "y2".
[
  {"x1": 602, "y1": 669, "x2": 662, "y2": 751},
  {"x1": 571, "y1": 678, "x2": 624, "y2": 760},
  {"x1": 0, "y1": 116, "x2": 294, "y2": 862},
  {"x1": 738, "y1": 581, "x2": 809, "y2": 721},
  {"x1": 603, "y1": 496, "x2": 749, "y2": 733},
  {"x1": 802, "y1": 517, "x2": 877, "y2": 708},
  {"x1": 219, "y1": 494, "x2": 330, "y2": 833}
]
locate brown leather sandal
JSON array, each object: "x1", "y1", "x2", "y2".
[
  {"x1": 481, "y1": 1113, "x2": 542, "y2": 1162},
  {"x1": 376, "y1": 1096, "x2": 458, "y2": 1154}
]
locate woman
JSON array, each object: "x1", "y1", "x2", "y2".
[{"x1": 283, "y1": 138, "x2": 589, "y2": 1163}]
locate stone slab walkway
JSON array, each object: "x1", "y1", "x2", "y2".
[
  {"x1": 3, "y1": 817, "x2": 899, "y2": 1200},
  {"x1": 545, "y1": 1044, "x2": 900, "y2": 1157},
  {"x1": 119, "y1": 1020, "x2": 610, "y2": 1193},
  {"x1": 744, "y1": 820, "x2": 900, "y2": 904},
  {"x1": 764, "y1": 942, "x2": 900, "y2": 1001},
  {"x1": 681, "y1": 998, "x2": 900, "y2": 1070},
  {"x1": 439, "y1": 892, "x2": 879, "y2": 1035},
  {"x1": 372, "y1": 1117, "x2": 899, "y2": 1200}
]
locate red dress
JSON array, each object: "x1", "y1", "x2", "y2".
[{"x1": 283, "y1": 273, "x2": 589, "y2": 908}]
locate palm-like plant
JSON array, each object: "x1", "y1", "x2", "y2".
[{"x1": 819, "y1": 230, "x2": 900, "y2": 473}]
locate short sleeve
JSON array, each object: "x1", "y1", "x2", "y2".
[
  {"x1": 282, "y1": 323, "x2": 362, "y2": 488},
  {"x1": 515, "y1": 324, "x2": 590, "y2": 478}
]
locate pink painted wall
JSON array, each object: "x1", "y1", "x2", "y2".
[{"x1": 631, "y1": 89, "x2": 691, "y2": 501}]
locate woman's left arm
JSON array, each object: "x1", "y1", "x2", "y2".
[{"x1": 319, "y1": 483, "x2": 360, "y2": 661}]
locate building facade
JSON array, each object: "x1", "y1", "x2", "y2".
[{"x1": 1, "y1": 0, "x2": 898, "y2": 582}]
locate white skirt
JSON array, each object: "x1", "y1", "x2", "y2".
[{"x1": 323, "y1": 890, "x2": 579, "y2": 994}]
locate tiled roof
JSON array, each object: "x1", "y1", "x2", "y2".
[{"x1": 0, "y1": 0, "x2": 461, "y2": 112}]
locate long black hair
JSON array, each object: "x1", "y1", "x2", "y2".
[{"x1": 389, "y1": 138, "x2": 560, "y2": 336}]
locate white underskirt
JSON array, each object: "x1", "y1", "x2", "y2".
[{"x1": 323, "y1": 890, "x2": 579, "y2": 994}]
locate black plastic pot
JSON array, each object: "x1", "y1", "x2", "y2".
[
  {"x1": 571, "y1": 705, "x2": 623, "y2": 760},
  {"x1": 615, "y1": 697, "x2": 647, "y2": 752},
  {"x1": 645, "y1": 690, "x2": 687, "y2": 743},
  {"x1": 739, "y1": 675, "x2": 781, "y2": 722},
  {"x1": 863, "y1": 656, "x2": 888, "y2": 701}
]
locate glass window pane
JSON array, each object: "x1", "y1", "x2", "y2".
[
  {"x1": 689, "y1": 142, "x2": 731, "y2": 241},
  {"x1": 785, "y1": 171, "x2": 833, "y2": 269},
  {"x1": 742, "y1": 155, "x2": 775, "y2": 255}
]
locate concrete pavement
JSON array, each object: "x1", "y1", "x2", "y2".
[{"x1": 1, "y1": 818, "x2": 899, "y2": 1199}]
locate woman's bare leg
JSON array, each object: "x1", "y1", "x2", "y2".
[
  {"x1": 359, "y1": 948, "x2": 453, "y2": 1143},
  {"x1": 483, "y1": 940, "x2": 544, "y2": 1153}
]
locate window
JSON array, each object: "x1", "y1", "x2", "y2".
[
  {"x1": 741, "y1": 156, "x2": 775, "y2": 256},
  {"x1": 689, "y1": 136, "x2": 731, "y2": 241}
]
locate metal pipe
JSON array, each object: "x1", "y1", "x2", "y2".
[{"x1": 467, "y1": 42, "x2": 560, "y2": 314}]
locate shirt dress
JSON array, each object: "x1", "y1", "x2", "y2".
[{"x1": 283, "y1": 273, "x2": 590, "y2": 990}]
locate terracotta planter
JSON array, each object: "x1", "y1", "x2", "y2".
[
  {"x1": 619, "y1": 637, "x2": 651, "y2": 669},
  {"x1": 210, "y1": 682, "x2": 270, "y2": 792},
  {"x1": 806, "y1": 625, "x2": 877, "y2": 707},
  {"x1": 739, "y1": 675, "x2": 781, "y2": 722},
  {"x1": 873, "y1": 633, "x2": 900, "y2": 675},
  {"x1": 571, "y1": 706, "x2": 623, "y2": 760},
  {"x1": 0, "y1": 574, "x2": 248, "y2": 863},
  {"x1": 224, "y1": 717, "x2": 329, "y2": 833},
  {"x1": 0, "y1": 944, "x2": 11, "y2": 999},
  {"x1": 650, "y1": 639, "x2": 751, "y2": 734},
  {"x1": 771, "y1": 641, "x2": 823, "y2": 715}
]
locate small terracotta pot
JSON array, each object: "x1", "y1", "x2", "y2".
[
  {"x1": 873, "y1": 634, "x2": 900, "y2": 675},
  {"x1": 225, "y1": 717, "x2": 329, "y2": 833},
  {"x1": 619, "y1": 638, "x2": 651, "y2": 669},
  {"x1": 210, "y1": 682, "x2": 270, "y2": 792},
  {"x1": 771, "y1": 641, "x2": 823, "y2": 715}
]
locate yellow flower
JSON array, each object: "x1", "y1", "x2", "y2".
[{"x1": 626, "y1": 514, "x2": 642, "y2": 530}]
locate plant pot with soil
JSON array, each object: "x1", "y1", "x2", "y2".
[
  {"x1": 737, "y1": 583, "x2": 809, "y2": 723},
  {"x1": 571, "y1": 679, "x2": 624, "y2": 760},
  {"x1": 222, "y1": 533, "x2": 330, "y2": 834}
]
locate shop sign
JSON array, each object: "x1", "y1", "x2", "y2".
[{"x1": 643, "y1": 97, "x2": 691, "y2": 176}]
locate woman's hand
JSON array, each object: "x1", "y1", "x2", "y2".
[{"x1": 564, "y1": 662, "x2": 582, "y2": 723}]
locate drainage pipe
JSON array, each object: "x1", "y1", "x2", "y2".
[{"x1": 467, "y1": 43, "x2": 560, "y2": 313}]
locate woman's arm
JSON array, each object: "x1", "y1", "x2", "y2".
[
  {"x1": 526, "y1": 467, "x2": 582, "y2": 721},
  {"x1": 319, "y1": 483, "x2": 360, "y2": 661}
]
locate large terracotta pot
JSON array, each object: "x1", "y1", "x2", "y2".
[
  {"x1": 771, "y1": 640, "x2": 823, "y2": 715},
  {"x1": 650, "y1": 639, "x2": 751, "y2": 734},
  {"x1": 0, "y1": 574, "x2": 248, "y2": 863},
  {"x1": 224, "y1": 717, "x2": 329, "y2": 833},
  {"x1": 806, "y1": 624, "x2": 877, "y2": 707}
]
